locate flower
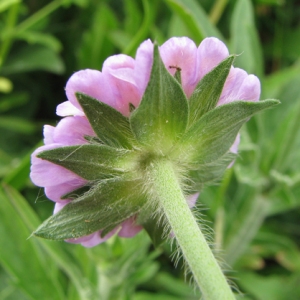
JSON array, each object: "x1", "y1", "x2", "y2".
[{"x1": 30, "y1": 37, "x2": 260, "y2": 247}]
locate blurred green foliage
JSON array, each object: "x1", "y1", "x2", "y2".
[{"x1": 0, "y1": 0, "x2": 300, "y2": 299}]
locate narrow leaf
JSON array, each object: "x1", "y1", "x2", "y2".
[
  {"x1": 188, "y1": 55, "x2": 235, "y2": 126},
  {"x1": 130, "y1": 44, "x2": 188, "y2": 153},
  {"x1": 230, "y1": 0, "x2": 263, "y2": 77},
  {"x1": 165, "y1": 0, "x2": 224, "y2": 41},
  {"x1": 174, "y1": 99, "x2": 280, "y2": 165},
  {"x1": 0, "y1": 185, "x2": 64, "y2": 300},
  {"x1": 1, "y1": 45, "x2": 65, "y2": 75},
  {"x1": 37, "y1": 144, "x2": 135, "y2": 181},
  {"x1": 34, "y1": 179, "x2": 147, "y2": 240},
  {"x1": 2, "y1": 141, "x2": 43, "y2": 190},
  {"x1": 0, "y1": 0, "x2": 20, "y2": 13},
  {"x1": 2, "y1": 185, "x2": 92, "y2": 299},
  {"x1": 76, "y1": 92, "x2": 135, "y2": 149}
]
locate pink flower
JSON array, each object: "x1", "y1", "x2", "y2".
[{"x1": 30, "y1": 37, "x2": 260, "y2": 247}]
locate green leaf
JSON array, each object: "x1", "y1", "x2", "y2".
[
  {"x1": 1, "y1": 185, "x2": 90, "y2": 299},
  {"x1": 133, "y1": 292, "x2": 187, "y2": 300},
  {"x1": 130, "y1": 44, "x2": 188, "y2": 153},
  {"x1": 151, "y1": 272, "x2": 201, "y2": 298},
  {"x1": 2, "y1": 141, "x2": 42, "y2": 190},
  {"x1": 123, "y1": 0, "x2": 154, "y2": 56},
  {"x1": 267, "y1": 184, "x2": 300, "y2": 216},
  {"x1": 0, "y1": 45, "x2": 65, "y2": 75},
  {"x1": 255, "y1": 231, "x2": 300, "y2": 271},
  {"x1": 34, "y1": 178, "x2": 147, "y2": 240},
  {"x1": 255, "y1": 0, "x2": 283, "y2": 4},
  {"x1": 77, "y1": 3, "x2": 118, "y2": 70},
  {"x1": 262, "y1": 63, "x2": 300, "y2": 99},
  {"x1": 16, "y1": 31, "x2": 62, "y2": 52},
  {"x1": 165, "y1": 0, "x2": 223, "y2": 42},
  {"x1": 268, "y1": 100, "x2": 300, "y2": 172},
  {"x1": 0, "y1": 185, "x2": 64, "y2": 300},
  {"x1": 168, "y1": 14, "x2": 192, "y2": 39},
  {"x1": 174, "y1": 99, "x2": 280, "y2": 165},
  {"x1": 0, "y1": 0, "x2": 20, "y2": 13},
  {"x1": 0, "y1": 116, "x2": 37, "y2": 134},
  {"x1": 0, "y1": 92, "x2": 28, "y2": 113},
  {"x1": 238, "y1": 272, "x2": 300, "y2": 300},
  {"x1": 37, "y1": 144, "x2": 135, "y2": 181},
  {"x1": 224, "y1": 194, "x2": 270, "y2": 266},
  {"x1": 76, "y1": 93, "x2": 135, "y2": 149},
  {"x1": 230, "y1": 0, "x2": 263, "y2": 77},
  {"x1": 188, "y1": 55, "x2": 235, "y2": 126},
  {"x1": 109, "y1": 30, "x2": 132, "y2": 50},
  {"x1": 124, "y1": 0, "x2": 142, "y2": 35}
]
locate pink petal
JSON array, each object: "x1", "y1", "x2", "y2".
[
  {"x1": 103, "y1": 54, "x2": 141, "y2": 116},
  {"x1": 218, "y1": 68, "x2": 248, "y2": 105},
  {"x1": 237, "y1": 74, "x2": 260, "y2": 102},
  {"x1": 65, "y1": 69, "x2": 115, "y2": 111},
  {"x1": 80, "y1": 228, "x2": 119, "y2": 247},
  {"x1": 196, "y1": 37, "x2": 229, "y2": 83},
  {"x1": 45, "y1": 178, "x2": 88, "y2": 202},
  {"x1": 186, "y1": 193, "x2": 199, "y2": 208},
  {"x1": 43, "y1": 125, "x2": 55, "y2": 145},
  {"x1": 53, "y1": 201, "x2": 70, "y2": 214},
  {"x1": 230, "y1": 133, "x2": 240, "y2": 154},
  {"x1": 102, "y1": 54, "x2": 136, "y2": 82},
  {"x1": 56, "y1": 101, "x2": 84, "y2": 117},
  {"x1": 52, "y1": 116, "x2": 95, "y2": 146},
  {"x1": 219, "y1": 68, "x2": 260, "y2": 105},
  {"x1": 159, "y1": 37, "x2": 198, "y2": 97},
  {"x1": 30, "y1": 145, "x2": 83, "y2": 187},
  {"x1": 65, "y1": 233, "x2": 97, "y2": 245},
  {"x1": 118, "y1": 216, "x2": 143, "y2": 238},
  {"x1": 134, "y1": 39, "x2": 154, "y2": 98},
  {"x1": 227, "y1": 134, "x2": 241, "y2": 168}
]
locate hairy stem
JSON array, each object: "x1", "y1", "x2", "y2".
[{"x1": 150, "y1": 159, "x2": 235, "y2": 300}]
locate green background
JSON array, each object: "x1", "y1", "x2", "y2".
[{"x1": 1, "y1": 0, "x2": 300, "y2": 299}]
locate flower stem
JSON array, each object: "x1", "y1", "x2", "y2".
[{"x1": 150, "y1": 159, "x2": 235, "y2": 300}]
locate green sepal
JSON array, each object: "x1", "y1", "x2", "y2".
[
  {"x1": 37, "y1": 144, "x2": 135, "y2": 181},
  {"x1": 174, "y1": 99, "x2": 280, "y2": 165},
  {"x1": 188, "y1": 55, "x2": 235, "y2": 126},
  {"x1": 61, "y1": 185, "x2": 91, "y2": 200},
  {"x1": 137, "y1": 209, "x2": 167, "y2": 248},
  {"x1": 84, "y1": 135, "x2": 103, "y2": 144},
  {"x1": 130, "y1": 44, "x2": 189, "y2": 153},
  {"x1": 76, "y1": 92, "x2": 135, "y2": 149},
  {"x1": 129, "y1": 103, "x2": 136, "y2": 113},
  {"x1": 174, "y1": 68, "x2": 182, "y2": 84},
  {"x1": 33, "y1": 178, "x2": 147, "y2": 240},
  {"x1": 186, "y1": 153, "x2": 236, "y2": 191}
]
